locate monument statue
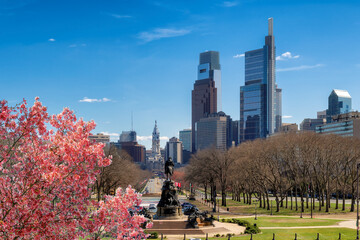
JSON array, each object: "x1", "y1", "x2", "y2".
[
  {"x1": 164, "y1": 157, "x2": 174, "y2": 180},
  {"x1": 156, "y1": 157, "x2": 181, "y2": 219}
]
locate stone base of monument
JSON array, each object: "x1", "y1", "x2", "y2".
[
  {"x1": 150, "y1": 219, "x2": 245, "y2": 236},
  {"x1": 155, "y1": 206, "x2": 182, "y2": 219}
]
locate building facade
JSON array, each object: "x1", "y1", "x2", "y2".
[
  {"x1": 179, "y1": 129, "x2": 192, "y2": 152},
  {"x1": 316, "y1": 112, "x2": 360, "y2": 138},
  {"x1": 300, "y1": 118, "x2": 326, "y2": 132},
  {"x1": 119, "y1": 131, "x2": 137, "y2": 143},
  {"x1": 89, "y1": 133, "x2": 110, "y2": 144},
  {"x1": 326, "y1": 89, "x2": 352, "y2": 123},
  {"x1": 119, "y1": 142, "x2": 146, "y2": 163},
  {"x1": 165, "y1": 137, "x2": 183, "y2": 165},
  {"x1": 280, "y1": 123, "x2": 298, "y2": 133},
  {"x1": 195, "y1": 112, "x2": 232, "y2": 151},
  {"x1": 240, "y1": 18, "x2": 281, "y2": 143},
  {"x1": 191, "y1": 52, "x2": 219, "y2": 152}
]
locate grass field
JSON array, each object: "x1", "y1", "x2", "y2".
[
  {"x1": 205, "y1": 228, "x2": 357, "y2": 239},
  {"x1": 229, "y1": 216, "x2": 342, "y2": 227},
  {"x1": 225, "y1": 198, "x2": 353, "y2": 216}
]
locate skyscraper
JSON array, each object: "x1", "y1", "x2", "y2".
[
  {"x1": 179, "y1": 129, "x2": 192, "y2": 152},
  {"x1": 191, "y1": 51, "x2": 220, "y2": 152},
  {"x1": 195, "y1": 112, "x2": 232, "y2": 151},
  {"x1": 119, "y1": 131, "x2": 137, "y2": 143},
  {"x1": 165, "y1": 137, "x2": 183, "y2": 164},
  {"x1": 326, "y1": 89, "x2": 352, "y2": 123},
  {"x1": 240, "y1": 18, "x2": 281, "y2": 143}
]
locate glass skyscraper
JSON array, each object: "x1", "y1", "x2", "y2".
[
  {"x1": 191, "y1": 51, "x2": 220, "y2": 152},
  {"x1": 326, "y1": 89, "x2": 352, "y2": 123},
  {"x1": 240, "y1": 18, "x2": 282, "y2": 142}
]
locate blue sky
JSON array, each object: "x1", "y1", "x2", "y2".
[{"x1": 1, "y1": 0, "x2": 360, "y2": 149}]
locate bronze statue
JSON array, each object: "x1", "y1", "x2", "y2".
[{"x1": 164, "y1": 157, "x2": 174, "y2": 180}]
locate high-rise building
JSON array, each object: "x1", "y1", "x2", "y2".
[
  {"x1": 179, "y1": 129, "x2": 192, "y2": 152},
  {"x1": 198, "y1": 51, "x2": 222, "y2": 110},
  {"x1": 119, "y1": 131, "x2": 136, "y2": 142},
  {"x1": 316, "y1": 111, "x2": 360, "y2": 138},
  {"x1": 191, "y1": 51, "x2": 219, "y2": 152},
  {"x1": 231, "y1": 120, "x2": 239, "y2": 146},
  {"x1": 165, "y1": 137, "x2": 183, "y2": 165},
  {"x1": 89, "y1": 133, "x2": 110, "y2": 144},
  {"x1": 326, "y1": 89, "x2": 352, "y2": 123},
  {"x1": 240, "y1": 18, "x2": 281, "y2": 143},
  {"x1": 119, "y1": 142, "x2": 146, "y2": 163},
  {"x1": 300, "y1": 118, "x2": 326, "y2": 132},
  {"x1": 317, "y1": 110, "x2": 327, "y2": 120},
  {"x1": 195, "y1": 112, "x2": 232, "y2": 151}
]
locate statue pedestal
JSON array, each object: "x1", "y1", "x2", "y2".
[{"x1": 156, "y1": 206, "x2": 182, "y2": 219}]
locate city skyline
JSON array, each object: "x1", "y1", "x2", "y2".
[{"x1": 1, "y1": 0, "x2": 360, "y2": 149}]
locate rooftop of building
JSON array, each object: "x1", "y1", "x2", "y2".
[{"x1": 332, "y1": 89, "x2": 351, "y2": 98}]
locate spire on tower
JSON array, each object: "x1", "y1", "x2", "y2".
[{"x1": 268, "y1": 17, "x2": 273, "y2": 36}]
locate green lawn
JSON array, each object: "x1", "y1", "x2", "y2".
[
  {"x1": 205, "y1": 228, "x2": 356, "y2": 239},
  {"x1": 230, "y1": 216, "x2": 342, "y2": 227},
  {"x1": 225, "y1": 198, "x2": 353, "y2": 216}
]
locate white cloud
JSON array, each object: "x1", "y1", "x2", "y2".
[
  {"x1": 276, "y1": 52, "x2": 300, "y2": 61},
  {"x1": 48, "y1": 38, "x2": 56, "y2": 42},
  {"x1": 104, "y1": 12, "x2": 132, "y2": 19},
  {"x1": 100, "y1": 132, "x2": 119, "y2": 137},
  {"x1": 138, "y1": 28, "x2": 191, "y2": 43},
  {"x1": 69, "y1": 43, "x2": 87, "y2": 48},
  {"x1": 233, "y1": 53, "x2": 245, "y2": 58},
  {"x1": 137, "y1": 136, "x2": 169, "y2": 141},
  {"x1": 222, "y1": 1, "x2": 238, "y2": 7},
  {"x1": 137, "y1": 136, "x2": 152, "y2": 141},
  {"x1": 277, "y1": 64, "x2": 325, "y2": 72},
  {"x1": 79, "y1": 97, "x2": 112, "y2": 103},
  {"x1": 282, "y1": 115, "x2": 293, "y2": 119}
]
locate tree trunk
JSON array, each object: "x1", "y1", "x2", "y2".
[
  {"x1": 263, "y1": 193, "x2": 266, "y2": 209},
  {"x1": 266, "y1": 192, "x2": 270, "y2": 210},
  {"x1": 275, "y1": 196, "x2": 280, "y2": 212},
  {"x1": 204, "y1": 183, "x2": 208, "y2": 200},
  {"x1": 221, "y1": 188, "x2": 227, "y2": 206},
  {"x1": 259, "y1": 193, "x2": 262, "y2": 208},
  {"x1": 295, "y1": 187, "x2": 298, "y2": 211},
  {"x1": 290, "y1": 190, "x2": 293, "y2": 210},
  {"x1": 342, "y1": 188, "x2": 346, "y2": 211}
]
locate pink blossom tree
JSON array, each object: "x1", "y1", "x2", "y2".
[{"x1": 0, "y1": 98, "x2": 150, "y2": 239}]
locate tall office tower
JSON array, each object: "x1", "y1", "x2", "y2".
[
  {"x1": 179, "y1": 129, "x2": 192, "y2": 152},
  {"x1": 165, "y1": 137, "x2": 183, "y2": 164},
  {"x1": 240, "y1": 18, "x2": 281, "y2": 143},
  {"x1": 119, "y1": 131, "x2": 137, "y2": 142},
  {"x1": 275, "y1": 86, "x2": 282, "y2": 132},
  {"x1": 326, "y1": 89, "x2": 352, "y2": 123},
  {"x1": 195, "y1": 112, "x2": 232, "y2": 151},
  {"x1": 152, "y1": 120, "x2": 160, "y2": 156},
  {"x1": 198, "y1": 51, "x2": 222, "y2": 110},
  {"x1": 192, "y1": 51, "x2": 219, "y2": 152}
]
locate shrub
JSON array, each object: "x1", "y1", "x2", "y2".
[
  {"x1": 148, "y1": 232, "x2": 159, "y2": 239},
  {"x1": 244, "y1": 225, "x2": 261, "y2": 234}
]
